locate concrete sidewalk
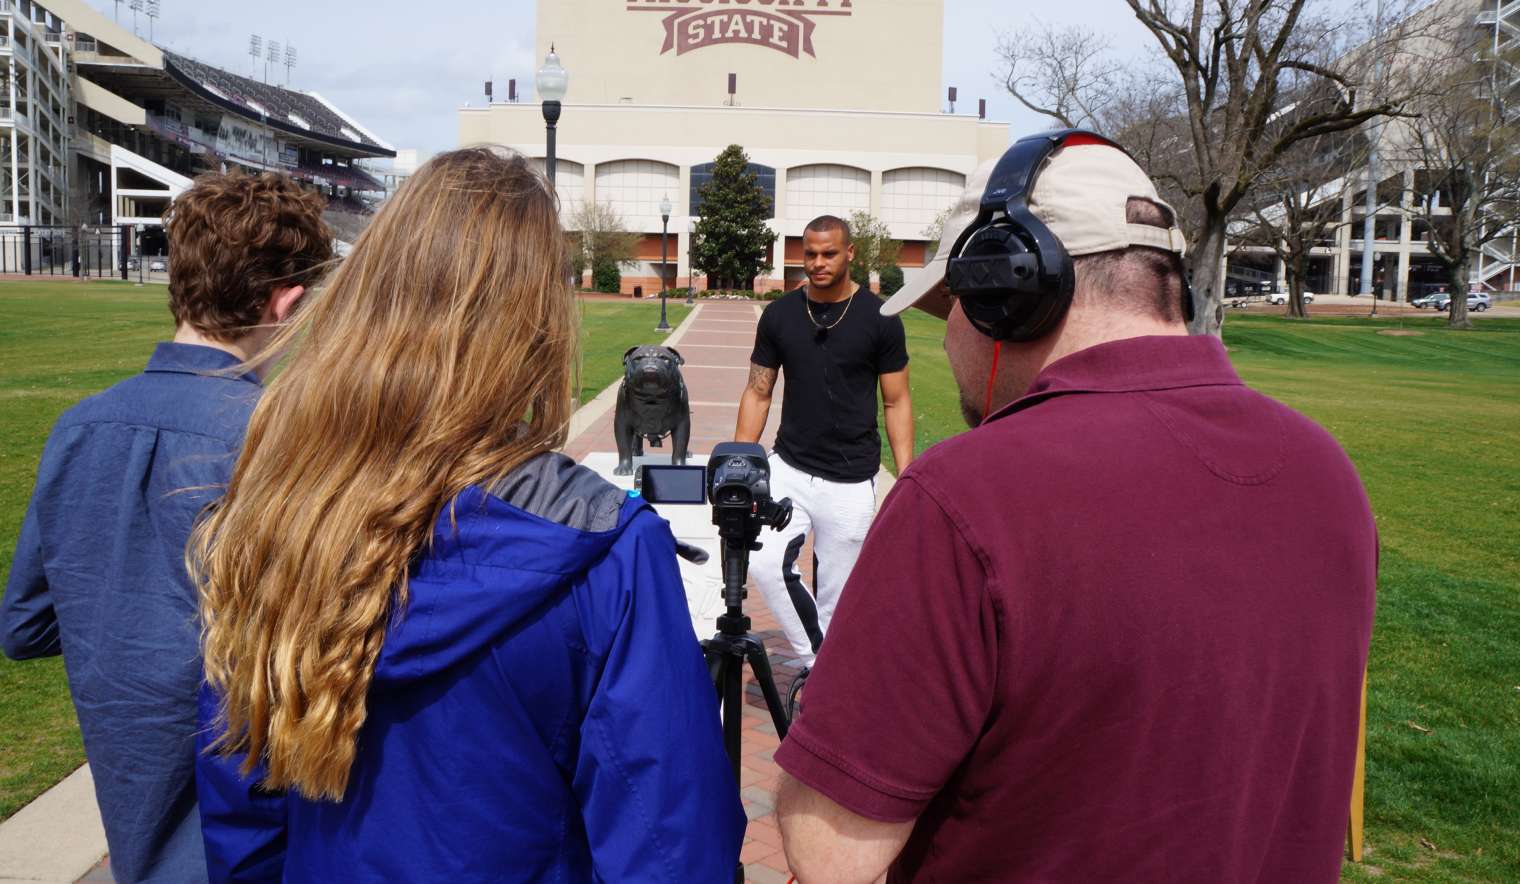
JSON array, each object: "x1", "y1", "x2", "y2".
[{"x1": 0, "y1": 765, "x2": 107, "y2": 884}]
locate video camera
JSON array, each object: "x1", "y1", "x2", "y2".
[
  {"x1": 641, "y1": 442, "x2": 791, "y2": 611},
  {"x1": 642, "y1": 442, "x2": 790, "y2": 536}
]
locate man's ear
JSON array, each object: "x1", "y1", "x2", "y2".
[
  {"x1": 266, "y1": 285, "x2": 306, "y2": 324},
  {"x1": 846, "y1": 242, "x2": 856, "y2": 264}
]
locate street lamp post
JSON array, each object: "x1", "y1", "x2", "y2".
[
  {"x1": 536, "y1": 46, "x2": 568, "y2": 189},
  {"x1": 657, "y1": 195, "x2": 672, "y2": 332},
  {"x1": 686, "y1": 218, "x2": 696, "y2": 304}
]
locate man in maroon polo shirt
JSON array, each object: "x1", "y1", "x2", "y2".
[{"x1": 773, "y1": 132, "x2": 1377, "y2": 883}]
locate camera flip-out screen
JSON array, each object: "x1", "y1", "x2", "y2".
[{"x1": 639, "y1": 465, "x2": 708, "y2": 505}]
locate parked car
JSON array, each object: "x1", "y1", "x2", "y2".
[
  {"x1": 1411, "y1": 291, "x2": 1446, "y2": 309},
  {"x1": 1267, "y1": 290, "x2": 1315, "y2": 305},
  {"x1": 1434, "y1": 292, "x2": 1491, "y2": 312},
  {"x1": 148, "y1": 258, "x2": 167, "y2": 272}
]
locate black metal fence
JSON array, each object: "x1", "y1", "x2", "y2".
[{"x1": 0, "y1": 225, "x2": 133, "y2": 280}]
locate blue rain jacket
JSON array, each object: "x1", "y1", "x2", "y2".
[{"x1": 196, "y1": 453, "x2": 745, "y2": 882}]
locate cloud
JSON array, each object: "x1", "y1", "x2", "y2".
[
  {"x1": 102, "y1": 0, "x2": 539, "y2": 154},
  {"x1": 95, "y1": 0, "x2": 1355, "y2": 153}
]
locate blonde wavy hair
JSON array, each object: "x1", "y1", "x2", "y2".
[{"x1": 190, "y1": 148, "x2": 577, "y2": 800}]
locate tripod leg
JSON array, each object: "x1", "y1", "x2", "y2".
[
  {"x1": 723, "y1": 653, "x2": 745, "y2": 884},
  {"x1": 705, "y1": 645, "x2": 724, "y2": 696},
  {"x1": 722, "y1": 652, "x2": 744, "y2": 780},
  {"x1": 744, "y1": 644, "x2": 791, "y2": 739}
]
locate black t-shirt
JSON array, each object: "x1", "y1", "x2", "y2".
[{"x1": 751, "y1": 287, "x2": 909, "y2": 483}]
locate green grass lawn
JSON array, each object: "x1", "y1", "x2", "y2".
[
  {"x1": 576, "y1": 300, "x2": 690, "y2": 404},
  {"x1": 887, "y1": 310, "x2": 1519, "y2": 881},
  {"x1": 0, "y1": 280, "x2": 686, "y2": 820}
]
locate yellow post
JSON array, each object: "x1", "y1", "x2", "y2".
[{"x1": 1347, "y1": 671, "x2": 1368, "y2": 861}]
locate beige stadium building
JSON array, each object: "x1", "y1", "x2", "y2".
[{"x1": 458, "y1": 0, "x2": 1009, "y2": 294}]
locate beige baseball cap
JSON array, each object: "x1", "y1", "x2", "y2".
[{"x1": 882, "y1": 138, "x2": 1187, "y2": 318}]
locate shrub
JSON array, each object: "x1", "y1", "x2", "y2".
[
  {"x1": 592, "y1": 262, "x2": 621, "y2": 294},
  {"x1": 879, "y1": 265, "x2": 905, "y2": 296},
  {"x1": 695, "y1": 288, "x2": 788, "y2": 301},
  {"x1": 850, "y1": 262, "x2": 872, "y2": 290}
]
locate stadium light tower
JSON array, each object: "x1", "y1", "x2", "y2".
[
  {"x1": 129, "y1": 0, "x2": 142, "y2": 36},
  {"x1": 284, "y1": 44, "x2": 297, "y2": 87},
  {"x1": 535, "y1": 45, "x2": 568, "y2": 189},
  {"x1": 249, "y1": 35, "x2": 262, "y2": 77},
  {"x1": 266, "y1": 40, "x2": 281, "y2": 85},
  {"x1": 145, "y1": 0, "x2": 160, "y2": 41}
]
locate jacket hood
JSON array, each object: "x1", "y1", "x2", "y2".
[{"x1": 373, "y1": 455, "x2": 643, "y2": 685}]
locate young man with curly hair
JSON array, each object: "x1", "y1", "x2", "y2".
[{"x1": 1, "y1": 172, "x2": 331, "y2": 883}]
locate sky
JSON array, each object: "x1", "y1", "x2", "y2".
[{"x1": 89, "y1": 0, "x2": 1172, "y2": 158}]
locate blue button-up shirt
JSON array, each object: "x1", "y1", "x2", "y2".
[{"x1": 2, "y1": 343, "x2": 260, "y2": 884}]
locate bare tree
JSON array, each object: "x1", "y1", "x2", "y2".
[
  {"x1": 1246, "y1": 109, "x2": 1370, "y2": 318},
  {"x1": 568, "y1": 201, "x2": 640, "y2": 282},
  {"x1": 922, "y1": 207, "x2": 952, "y2": 257},
  {"x1": 1119, "y1": 0, "x2": 1411, "y2": 336},
  {"x1": 996, "y1": 4, "x2": 1410, "y2": 335},
  {"x1": 998, "y1": 22, "x2": 1123, "y2": 128},
  {"x1": 1394, "y1": 22, "x2": 1520, "y2": 330}
]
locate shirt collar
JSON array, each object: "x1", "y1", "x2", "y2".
[
  {"x1": 987, "y1": 335, "x2": 1241, "y2": 424},
  {"x1": 144, "y1": 342, "x2": 260, "y2": 385}
]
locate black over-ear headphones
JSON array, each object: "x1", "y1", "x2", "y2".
[{"x1": 946, "y1": 128, "x2": 1195, "y2": 342}]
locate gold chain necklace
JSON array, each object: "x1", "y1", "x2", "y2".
[{"x1": 805, "y1": 287, "x2": 855, "y2": 331}]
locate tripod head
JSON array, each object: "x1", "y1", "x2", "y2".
[
  {"x1": 707, "y1": 444, "x2": 792, "y2": 624},
  {"x1": 641, "y1": 442, "x2": 792, "y2": 633}
]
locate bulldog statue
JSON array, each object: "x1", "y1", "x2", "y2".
[{"x1": 614, "y1": 345, "x2": 691, "y2": 476}]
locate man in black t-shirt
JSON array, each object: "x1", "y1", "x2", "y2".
[{"x1": 736, "y1": 215, "x2": 913, "y2": 667}]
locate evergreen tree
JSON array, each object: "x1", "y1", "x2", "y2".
[{"x1": 691, "y1": 145, "x2": 773, "y2": 290}]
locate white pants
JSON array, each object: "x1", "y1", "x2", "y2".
[{"x1": 751, "y1": 454, "x2": 876, "y2": 667}]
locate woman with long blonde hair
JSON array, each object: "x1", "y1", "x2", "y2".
[{"x1": 190, "y1": 148, "x2": 743, "y2": 881}]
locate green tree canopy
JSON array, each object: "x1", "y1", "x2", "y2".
[
  {"x1": 691, "y1": 145, "x2": 774, "y2": 290},
  {"x1": 847, "y1": 210, "x2": 901, "y2": 289}
]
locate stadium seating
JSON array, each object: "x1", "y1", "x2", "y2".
[{"x1": 162, "y1": 50, "x2": 386, "y2": 152}]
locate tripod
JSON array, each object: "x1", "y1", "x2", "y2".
[{"x1": 701, "y1": 532, "x2": 792, "y2": 884}]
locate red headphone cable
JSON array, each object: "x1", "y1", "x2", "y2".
[{"x1": 982, "y1": 341, "x2": 1002, "y2": 424}]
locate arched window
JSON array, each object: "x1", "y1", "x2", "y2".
[
  {"x1": 784, "y1": 164, "x2": 870, "y2": 221},
  {"x1": 595, "y1": 159, "x2": 680, "y2": 223},
  {"x1": 881, "y1": 168, "x2": 966, "y2": 230},
  {"x1": 528, "y1": 158, "x2": 585, "y2": 216},
  {"x1": 690, "y1": 161, "x2": 775, "y2": 218}
]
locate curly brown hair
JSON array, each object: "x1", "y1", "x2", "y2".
[{"x1": 164, "y1": 171, "x2": 333, "y2": 341}]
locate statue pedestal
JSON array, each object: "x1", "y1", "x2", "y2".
[{"x1": 580, "y1": 451, "x2": 726, "y2": 639}]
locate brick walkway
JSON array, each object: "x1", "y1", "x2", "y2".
[{"x1": 569, "y1": 300, "x2": 804, "y2": 881}]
